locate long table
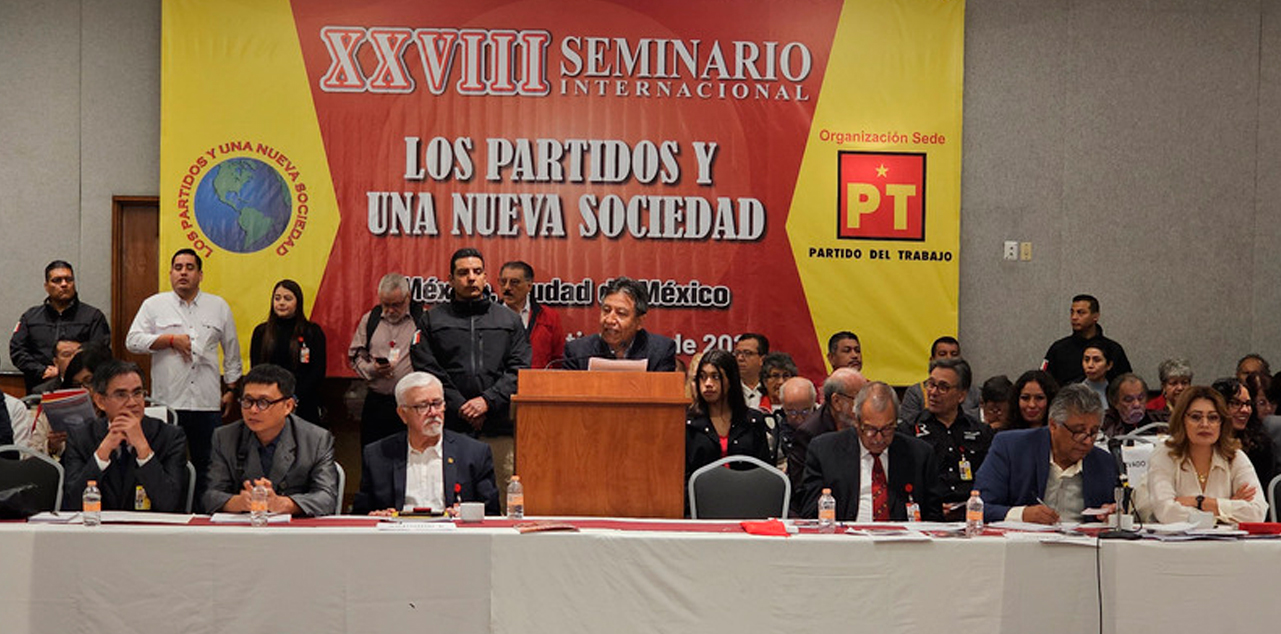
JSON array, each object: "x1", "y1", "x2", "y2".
[{"x1": 0, "y1": 519, "x2": 1276, "y2": 633}]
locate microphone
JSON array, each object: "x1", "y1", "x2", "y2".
[
  {"x1": 1100, "y1": 437, "x2": 1139, "y2": 539},
  {"x1": 1108, "y1": 437, "x2": 1129, "y2": 488}
]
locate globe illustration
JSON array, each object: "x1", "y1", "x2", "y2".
[{"x1": 194, "y1": 158, "x2": 292, "y2": 253}]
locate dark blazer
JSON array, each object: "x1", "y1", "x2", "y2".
[
  {"x1": 62, "y1": 415, "x2": 188, "y2": 512},
  {"x1": 562, "y1": 330, "x2": 677, "y2": 372},
  {"x1": 685, "y1": 410, "x2": 771, "y2": 480},
  {"x1": 351, "y1": 430, "x2": 500, "y2": 516},
  {"x1": 785, "y1": 404, "x2": 838, "y2": 511},
  {"x1": 203, "y1": 415, "x2": 338, "y2": 517},
  {"x1": 973, "y1": 426, "x2": 1118, "y2": 523},
  {"x1": 797, "y1": 429, "x2": 942, "y2": 521}
]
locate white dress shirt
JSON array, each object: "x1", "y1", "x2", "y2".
[
  {"x1": 1004, "y1": 457, "x2": 1084, "y2": 522},
  {"x1": 856, "y1": 441, "x2": 889, "y2": 523},
  {"x1": 5, "y1": 394, "x2": 32, "y2": 448},
  {"x1": 403, "y1": 434, "x2": 445, "y2": 512},
  {"x1": 516, "y1": 297, "x2": 531, "y2": 329},
  {"x1": 126, "y1": 290, "x2": 242, "y2": 411},
  {"x1": 1136, "y1": 445, "x2": 1267, "y2": 524},
  {"x1": 742, "y1": 382, "x2": 764, "y2": 411}
]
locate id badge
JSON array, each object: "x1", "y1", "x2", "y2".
[{"x1": 959, "y1": 458, "x2": 973, "y2": 481}]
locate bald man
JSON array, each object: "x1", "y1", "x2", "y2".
[{"x1": 786, "y1": 368, "x2": 866, "y2": 512}]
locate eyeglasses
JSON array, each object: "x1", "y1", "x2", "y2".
[
  {"x1": 925, "y1": 380, "x2": 956, "y2": 393},
  {"x1": 731, "y1": 350, "x2": 759, "y2": 359},
  {"x1": 1186, "y1": 412, "x2": 1222, "y2": 426},
  {"x1": 105, "y1": 388, "x2": 147, "y2": 403},
  {"x1": 765, "y1": 372, "x2": 794, "y2": 382},
  {"x1": 784, "y1": 407, "x2": 813, "y2": 420},
  {"x1": 1228, "y1": 399, "x2": 1252, "y2": 411},
  {"x1": 858, "y1": 423, "x2": 897, "y2": 438},
  {"x1": 403, "y1": 400, "x2": 446, "y2": 415},
  {"x1": 1057, "y1": 423, "x2": 1100, "y2": 443},
  {"x1": 240, "y1": 395, "x2": 292, "y2": 411}
]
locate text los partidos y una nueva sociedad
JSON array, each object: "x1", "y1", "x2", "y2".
[{"x1": 367, "y1": 136, "x2": 765, "y2": 241}]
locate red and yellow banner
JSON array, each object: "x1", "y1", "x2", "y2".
[{"x1": 161, "y1": 0, "x2": 964, "y2": 384}]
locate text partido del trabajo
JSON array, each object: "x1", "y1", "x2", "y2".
[{"x1": 366, "y1": 136, "x2": 765, "y2": 241}]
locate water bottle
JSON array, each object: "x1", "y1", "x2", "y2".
[
  {"x1": 250, "y1": 482, "x2": 269, "y2": 527},
  {"x1": 507, "y1": 475, "x2": 524, "y2": 520},
  {"x1": 965, "y1": 490, "x2": 984, "y2": 537},
  {"x1": 818, "y1": 488, "x2": 836, "y2": 533},
  {"x1": 83, "y1": 480, "x2": 102, "y2": 527}
]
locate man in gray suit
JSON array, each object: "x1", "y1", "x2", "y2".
[{"x1": 203, "y1": 363, "x2": 337, "y2": 516}]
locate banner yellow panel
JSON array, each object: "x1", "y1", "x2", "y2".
[
  {"x1": 787, "y1": 0, "x2": 964, "y2": 384},
  {"x1": 161, "y1": 0, "x2": 340, "y2": 363}
]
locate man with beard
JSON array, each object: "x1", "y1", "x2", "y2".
[
  {"x1": 1102, "y1": 373, "x2": 1157, "y2": 437},
  {"x1": 352, "y1": 372, "x2": 499, "y2": 516}
]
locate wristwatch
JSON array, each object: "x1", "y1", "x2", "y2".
[{"x1": 1195, "y1": 495, "x2": 1205, "y2": 510}]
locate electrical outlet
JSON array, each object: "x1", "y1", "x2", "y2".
[
  {"x1": 1003, "y1": 241, "x2": 1018, "y2": 261},
  {"x1": 1019, "y1": 242, "x2": 1032, "y2": 261}
]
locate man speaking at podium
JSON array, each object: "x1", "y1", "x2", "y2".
[{"x1": 563, "y1": 277, "x2": 677, "y2": 372}]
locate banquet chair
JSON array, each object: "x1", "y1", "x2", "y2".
[
  {"x1": 0, "y1": 444, "x2": 64, "y2": 513},
  {"x1": 688, "y1": 455, "x2": 790, "y2": 519},
  {"x1": 1268, "y1": 473, "x2": 1281, "y2": 523},
  {"x1": 184, "y1": 461, "x2": 196, "y2": 513},
  {"x1": 333, "y1": 461, "x2": 346, "y2": 515},
  {"x1": 1130, "y1": 422, "x2": 1168, "y2": 436}
]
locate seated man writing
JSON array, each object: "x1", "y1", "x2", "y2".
[
  {"x1": 973, "y1": 383, "x2": 1118, "y2": 524},
  {"x1": 203, "y1": 364, "x2": 337, "y2": 517},
  {"x1": 352, "y1": 372, "x2": 500, "y2": 516}
]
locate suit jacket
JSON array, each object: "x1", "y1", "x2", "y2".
[
  {"x1": 797, "y1": 429, "x2": 942, "y2": 521},
  {"x1": 351, "y1": 430, "x2": 500, "y2": 516},
  {"x1": 203, "y1": 415, "x2": 337, "y2": 517},
  {"x1": 562, "y1": 330, "x2": 676, "y2": 371},
  {"x1": 62, "y1": 415, "x2": 188, "y2": 512},
  {"x1": 786, "y1": 404, "x2": 838, "y2": 511},
  {"x1": 973, "y1": 427, "x2": 1118, "y2": 523}
]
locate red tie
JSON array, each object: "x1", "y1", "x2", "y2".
[{"x1": 871, "y1": 453, "x2": 890, "y2": 521}]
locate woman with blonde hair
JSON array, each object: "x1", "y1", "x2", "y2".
[{"x1": 1136, "y1": 385, "x2": 1267, "y2": 524}]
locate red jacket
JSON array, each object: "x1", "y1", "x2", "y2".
[{"x1": 526, "y1": 301, "x2": 564, "y2": 370}]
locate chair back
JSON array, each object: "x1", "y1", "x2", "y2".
[
  {"x1": 1112, "y1": 436, "x2": 1157, "y2": 487},
  {"x1": 1268, "y1": 473, "x2": 1281, "y2": 523},
  {"x1": 0, "y1": 444, "x2": 64, "y2": 512},
  {"x1": 688, "y1": 455, "x2": 789, "y2": 519},
  {"x1": 184, "y1": 461, "x2": 197, "y2": 514},
  {"x1": 1130, "y1": 422, "x2": 1168, "y2": 436},
  {"x1": 333, "y1": 461, "x2": 346, "y2": 515}
]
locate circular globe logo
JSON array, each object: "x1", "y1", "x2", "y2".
[{"x1": 194, "y1": 157, "x2": 292, "y2": 253}]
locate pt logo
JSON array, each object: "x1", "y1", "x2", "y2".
[{"x1": 837, "y1": 151, "x2": 926, "y2": 241}]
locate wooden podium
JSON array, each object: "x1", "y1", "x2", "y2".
[{"x1": 512, "y1": 369, "x2": 689, "y2": 518}]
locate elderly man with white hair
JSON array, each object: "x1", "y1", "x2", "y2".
[{"x1": 352, "y1": 372, "x2": 499, "y2": 516}]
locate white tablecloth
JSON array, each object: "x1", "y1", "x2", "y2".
[{"x1": 0, "y1": 522, "x2": 1276, "y2": 633}]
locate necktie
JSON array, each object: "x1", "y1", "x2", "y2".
[{"x1": 871, "y1": 453, "x2": 889, "y2": 521}]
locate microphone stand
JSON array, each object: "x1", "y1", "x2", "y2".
[{"x1": 1100, "y1": 439, "x2": 1141, "y2": 540}]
